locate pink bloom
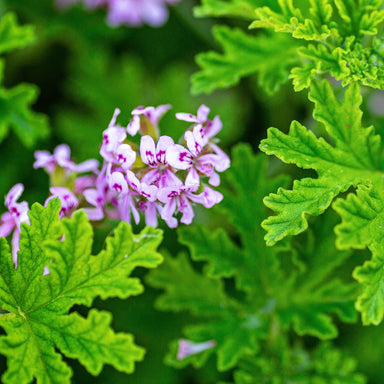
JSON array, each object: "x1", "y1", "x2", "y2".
[
  {"x1": 166, "y1": 125, "x2": 229, "y2": 187},
  {"x1": 176, "y1": 104, "x2": 223, "y2": 141},
  {"x1": 139, "y1": 135, "x2": 182, "y2": 188},
  {"x1": 157, "y1": 184, "x2": 205, "y2": 228},
  {"x1": 57, "y1": 0, "x2": 181, "y2": 27},
  {"x1": 100, "y1": 108, "x2": 128, "y2": 162},
  {"x1": 0, "y1": 184, "x2": 30, "y2": 266},
  {"x1": 177, "y1": 339, "x2": 216, "y2": 360},
  {"x1": 34, "y1": 144, "x2": 99, "y2": 174},
  {"x1": 176, "y1": 104, "x2": 210, "y2": 124},
  {"x1": 83, "y1": 173, "x2": 112, "y2": 221},
  {"x1": 45, "y1": 187, "x2": 79, "y2": 218},
  {"x1": 127, "y1": 104, "x2": 171, "y2": 137}
]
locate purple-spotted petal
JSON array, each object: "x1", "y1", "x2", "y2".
[
  {"x1": 166, "y1": 144, "x2": 193, "y2": 170},
  {"x1": 157, "y1": 186, "x2": 180, "y2": 204},
  {"x1": 201, "y1": 186, "x2": 223, "y2": 208},
  {"x1": 140, "y1": 135, "x2": 157, "y2": 166},
  {"x1": 185, "y1": 128, "x2": 204, "y2": 157},
  {"x1": 126, "y1": 170, "x2": 141, "y2": 192},
  {"x1": 116, "y1": 144, "x2": 136, "y2": 170},
  {"x1": 47, "y1": 187, "x2": 79, "y2": 218},
  {"x1": 110, "y1": 172, "x2": 129, "y2": 194},
  {"x1": 204, "y1": 115, "x2": 222, "y2": 139},
  {"x1": 140, "y1": 183, "x2": 158, "y2": 202},
  {"x1": 175, "y1": 112, "x2": 199, "y2": 123},
  {"x1": 156, "y1": 135, "x2": 174, "y2": 164},
  {"x1": 5, "y1": 184, "x2": 24, "y2": 207},
  {"x1": 84, "y1": 189, "x2": 103, "y2": 207}
]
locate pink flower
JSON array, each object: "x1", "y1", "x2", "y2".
[
  {"x1": 100, "y1": 108, "x2": 128, "y2": 162},
  {"x1": 127, "y1": 104, "x2": 171, "y2": 137},
  {"x1": 176, "y1": 104, "x2": 223, "y2": 141},
  {"x1": 34, "y1": 144, "x2": 99, "y2": 174},
  {"x1": 0, "y1": 184, "x2": 30, "y2": 266},
  {"x1": 157, "y1": 184, "x2": 205, "y2": 228},
  {"x1": 166, "y1": 125, "x2": 229, "y2": 187},
  {"x1": 57, "y1": 0, "x2": 181, "y2": 27},
  {"x1": 45, "y1": 187, "x2": 79, "y2": 218},
  {"x1": 177, "y1": 339, "x2": 216, "y2": 360},
  {"x1": 139, "y1": 135, "x2": 182, "y2": 188}
]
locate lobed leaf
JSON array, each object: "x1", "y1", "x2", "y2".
[
  {"x1": 0, "y1": 200, "x2": 163, "y2": 383},
  {"x1": 0, "y1": 13, "x2": 35, "y2": 55},
  {"x1": 192, "y1": 25, "x2": 300, "y2": 95}
]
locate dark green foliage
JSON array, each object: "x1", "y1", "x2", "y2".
[
  {"x1": 0, "y1": 13, "x2": 49, "y2": 146},
  {"x1": 147, "y1": 144, "x2": 362, "y2": 381}
]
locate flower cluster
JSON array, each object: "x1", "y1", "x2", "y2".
[
  {"x1": 0, "y1": 104, "x2": 229, "y2": 265},
  {"x1": 56, "y1": 0, "x2": 181, "y2": 27}
]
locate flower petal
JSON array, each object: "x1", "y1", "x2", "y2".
[
  {"x1": 140, "y1": 135, "x2": 157, "y2": 166},
  {"x1": 5, "y1": 184, "x2": 24, "y2": 207},
  {"x1": 166, "y1": 144, "x2": 193, "y2": 170},
  {"x1": 156, "y1": 135, "x2": 174, "y2": 164},
  {"x1": 116, "y1": 144, "x2": 136, "y2": 170}
]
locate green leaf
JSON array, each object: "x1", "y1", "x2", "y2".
[
  {"x1": 147, "y1": 252, "x2": 228, "y2": 316},
  {"x1": 194, "y1": 0, "x2": 265, "y2": 19},
  {"x1": 333, "y1": 183, "x2": 384, "y2": 325},
  {"x1": 260, "y1": 80, "x2": 381, "y2": 246},
  {"x1": 260, "y1": 79, "x2": 384, "y2": 324},
  {"x1": 0, "y1": 200, "x2": 163, "y2": 383},
  {"x1": 335, "y1": 0, "x2": 384, "y2": 37},
  {"x1": 251, "y1": 0, "x2": 335, "y2": 40},
  {"x1": 250, "y1": 0, "x2": 384, "y2": 91},
  {"x1": 192, "y1": 26, "x2": 300, "y2": 95},
  {"x1": 148, "y1": 144, "x2": 357, "y2": 376},
  {"x1": 277, "y1": 210, "x2": 358, "y2": 339},
  {"x1": 0, "y1": 83, "x2": 50, "y2": 147},
  {"x1": 225, "y1": 342, "x2": 366, "y2": 384},
  {"x1": 0, "y1": 13, "x2": 35, "y2": 55}
]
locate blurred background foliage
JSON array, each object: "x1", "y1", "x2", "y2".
[{"x1": 0, "y1": 0, "x2": 383, "y2": 383}]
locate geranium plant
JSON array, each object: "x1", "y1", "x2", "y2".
[{"x1": 1, "y1": 0, "x2": 384, "y2": 383}]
